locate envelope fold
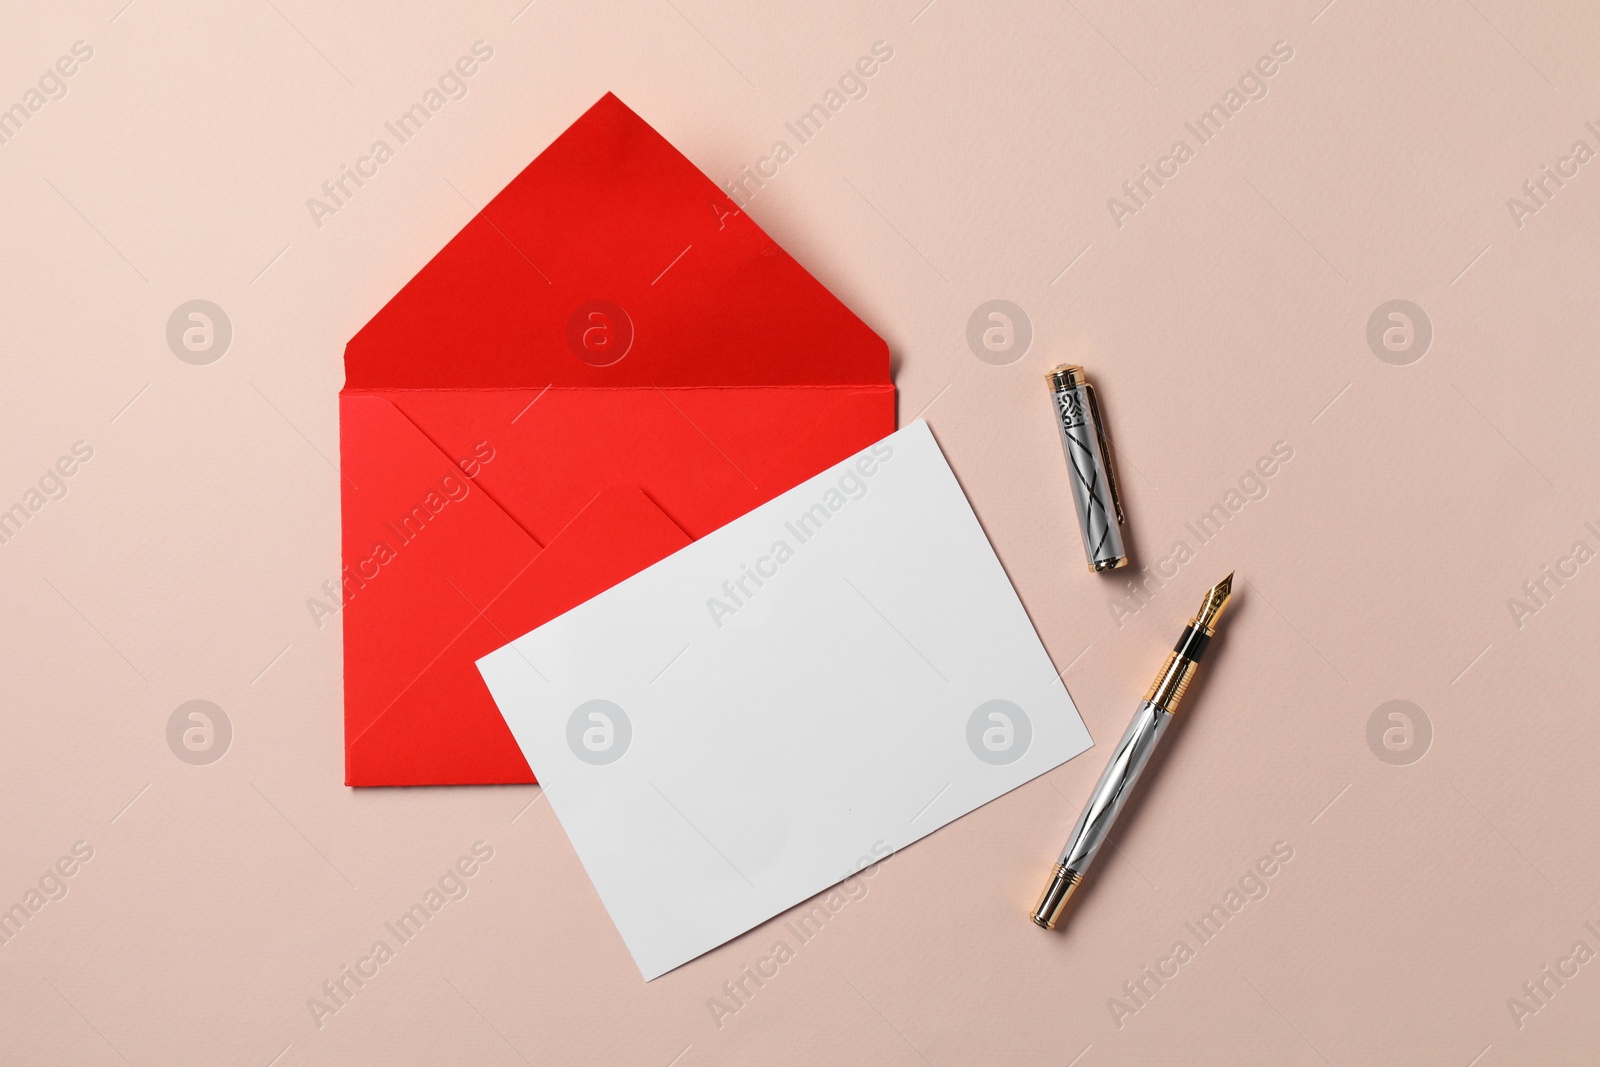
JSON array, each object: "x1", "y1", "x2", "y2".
[{"x1": 347, "y1": 485, "x2": 691, "y2": 786}]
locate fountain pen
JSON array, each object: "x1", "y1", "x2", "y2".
[{"x1": 1032, "y1": 573, "x2": 1234, "y2": 929}]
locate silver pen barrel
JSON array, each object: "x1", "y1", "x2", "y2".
[
  {"x1": 1032, "y1": 573, "x2": 1234, "y2": 930},
  {"x1": 1061, "y1": 703, "x2": 1168, "y2": 874},
  {"x1": 1032, "y1": 702, "x2": 1170, "y2": 927}
]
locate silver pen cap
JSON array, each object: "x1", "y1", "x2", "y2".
[{"x1": 1046, "y1": 365, "x2": 1127, "y2": 572}]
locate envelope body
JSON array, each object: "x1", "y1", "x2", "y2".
[{"x1": 340, "y1": 94, "x2": 894, "y2": 786}]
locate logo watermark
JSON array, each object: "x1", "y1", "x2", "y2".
[
  {"x1": 720, "y1": 41, "x2": 894, "y2": 211},
  {"x1": 1505, "y1": 121, "x2": 1600, "y2": 231},
  {"x1": 1366, "y1": 300, "x2": 1431, "y2": 365},
  {"x1": 706, "y1": 839, "x2": 892, "y2": 1029},
  {"x1": 0, "y1": 40, "x2": 93, "y2": 150},
  {"x1": 1107, "y1": 841, "x2": 1294, "y2": 1029},
  {"x1": 1365, "y1": 700, "x2": 1430, "y2": 766},
  {"x1": 1507, "y1": 922, "x2": 1600, "y2": 1029},
  {"x1": 965, "y1": 300, "x2": 1032, "y2": 366},
  {"x1": 1505, "y1": 522, "x2": 1600, "y2": 631},
  {"x1": 565, "y1": 300, "x2": 633, "y2": 366},
  {"x1": 0, "y1": 440, "x2": 94, "y2": 549},
  {"x1": 1106, "y1": 40, "x2": 1295, "y2": 229},
  {"x1": 966, "y1": 700, "x2": 1032, "y2": 764},
  {"x1": 305, "y1": 41, "x2": 494, "y2": 229},
  {"x1": 306, "y1": 840, "x2": 495, "y2": 1030},
  {"x1": 0, "y1": 841, "x2": 94, "y2": 950},
  {"x1": 1109, "y1": 441, "x2": 1293, "y2": 628},
  {"x1": 706, "y1": 440, "x2": 895, "y2": 629},
  {"x1": 167, "y1": 700, "x2": 232, "y2": 766},
  {"x1": 567, "y1": 700, "x2": 631, "y2": 765},
  {"x1": 307, "y1": 441, "x2": 495, "y2": 630},
  {"x1": 166, "y1": 300, "x2": 232, "y2": 365}
]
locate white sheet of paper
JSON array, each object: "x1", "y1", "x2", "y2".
[{"x1": 477, "y1": 420, "x2": 1092, "y2": 980}]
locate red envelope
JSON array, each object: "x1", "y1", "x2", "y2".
[{"x1": 340, "y1": 94, "x2": 895, "y2": 786}]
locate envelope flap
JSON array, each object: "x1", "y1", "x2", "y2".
[
  {"x1": 340, "y1": 393, "x2": 544, "y2": 747},
  {"x1": 347, "y1": 484, "x2": 691, "y2": 786},
  {"x1": 344, "y1": 93, "x2": 889, "y2": 391}
]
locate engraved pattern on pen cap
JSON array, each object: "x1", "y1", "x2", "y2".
[
  {"x1": 1056, "y1": 390, "x2": 1087, "y2": 429},
  {"x1": 1057, "y1": 397, "x2": 1115, "y2": 559}
]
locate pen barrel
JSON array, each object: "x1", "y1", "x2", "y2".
[
  {"x1": 1056, "y1": 700, "x2": 1171, "y2": 873},
  {"x1": 1047, "y1": 372, "x2": 1126, "y2": 572}
]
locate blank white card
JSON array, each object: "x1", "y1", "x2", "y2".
[{"x1": 478, "y1": 420, "x2": 1092, "y2": 979}]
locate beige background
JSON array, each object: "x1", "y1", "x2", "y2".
[{"x1": 3, "y1": 0, "x2": 1598, "y2": 1062}]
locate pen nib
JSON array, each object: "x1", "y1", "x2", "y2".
[{"x1": 1195, "y1": 572, "x2": 1233, "y2": 631}]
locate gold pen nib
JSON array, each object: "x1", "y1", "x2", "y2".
[{"x1": 1194, "y1": 572, "x2": 1233, "y2": 632}]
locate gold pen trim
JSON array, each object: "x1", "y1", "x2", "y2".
[
  {"x1": 1144, "y1": 652, "x2": 1199, "y2": 712},
  {"x1": 1146, "y1": 573, "x2": 1233, "y2": 714},
  {"x1": 1031, "y1": 864, "x2": 1083, "y2": 929}
]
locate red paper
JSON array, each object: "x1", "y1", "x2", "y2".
[{"x1": 340, "y1": 93, "x2": 895, "y2": 785}]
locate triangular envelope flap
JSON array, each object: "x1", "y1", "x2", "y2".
[
  {"x1": 480, "y1": 485, "x2": 692, "y2": 636},
  {"x1": 344, "y1": 93, "x2": 889, "y2": 391},
  {"x1": 340, "y1": 395, "x2": 543, "y2": 743},
  {"x1": 347, "y1": 485, "x2": 691, "y2": 786}
]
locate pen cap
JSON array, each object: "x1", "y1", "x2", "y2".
[{"x1": 1046, "y1": 365, "x2": 1127, "y2": 572}]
